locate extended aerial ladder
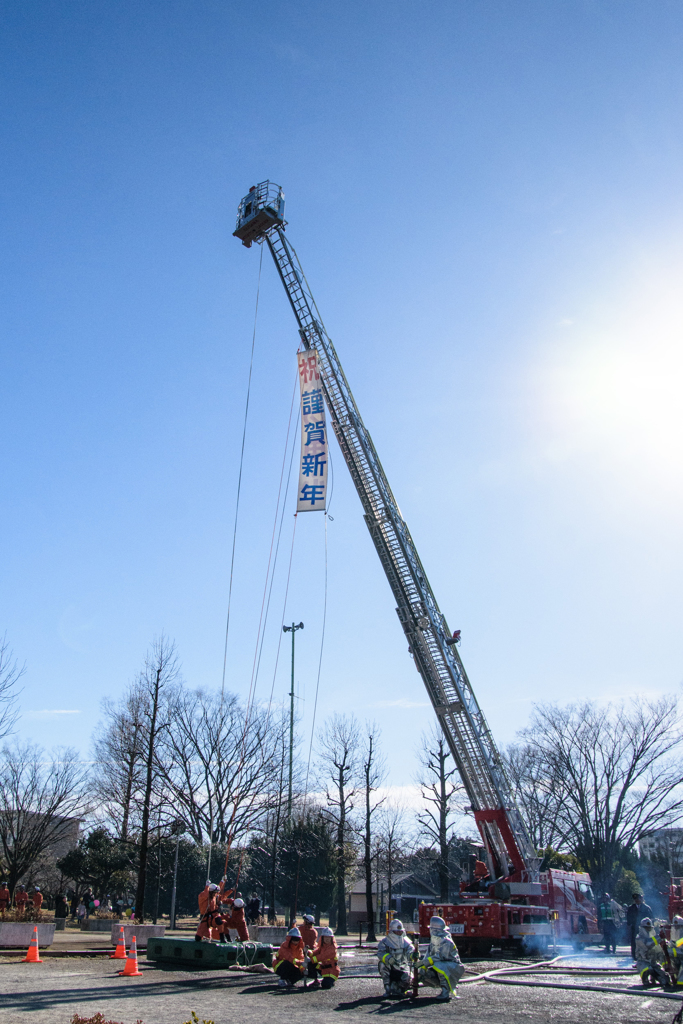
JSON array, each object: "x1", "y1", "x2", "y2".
[{"x1": 233, "y1": 181, "x2": 538, "y2": 886}]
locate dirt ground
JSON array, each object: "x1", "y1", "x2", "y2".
[{"x1": 1, "y1": 945, "x2": 681, "y2": 1024}]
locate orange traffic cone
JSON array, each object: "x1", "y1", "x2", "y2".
[
  {"x1": 110, "y1": 925, "x2": 127, "y2": 959},
  {"x1": 23, "y1": 925, "x2": 42, "y2": 963},
  {"x1": 118, "y1": 934, "x2": 142, "y2": 976}
]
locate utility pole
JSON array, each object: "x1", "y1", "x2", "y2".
[{"x1": 282, "y1": 622, "x2": 304, "y2": 823}]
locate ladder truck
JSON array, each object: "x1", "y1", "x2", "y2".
[{"x1": 233, "y1": 182, "x2": 600, "y2": 952}]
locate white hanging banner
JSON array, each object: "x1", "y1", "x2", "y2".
[{"x1": 296, "y1": 349, "x2": 328, "y2": 513}]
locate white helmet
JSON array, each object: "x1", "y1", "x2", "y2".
[
  {"x1": 288, "y1": 926, "x2": 301, "y2": 938},
  {"x1": 641, "y1": 918, "x2": 653, "y2": 929},
  {"x1": 389, "y1": 919, "x2": 405, "y2": 934},
  {"x1": 34, "y1": 886, "x2": 40, "y2": 892},
  {"x1": 674, "y1": 916, "x2": 683, "y2": 925},
  {"x1": 233, "y1": 898, "x2": 244, "y2": 908},
  {"x1": 303, "y1": 913, "x2": 315, "y2": 924},
  {"x1": 320, "y1": 927, "x2": 334, "y2": 937},
  {"x1": 208, "y1": 883, "x2": 219, "y2": 891},
  {"x1": 429, "y1": 915, "x2": 446, "y2": 931}
]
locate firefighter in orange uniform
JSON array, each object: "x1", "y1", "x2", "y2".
[
  {"x1": 300, "y1": 913, "x2": 318, "y2": 950},
  {"x1": 14, "y1": 885, "x2": 29, "y2": 916},
  {"x1": 195, "y1": 882, "x2": 221, "y2": 941},
  {"x1": 228, "y1": 897, "x2": 250, "y2": 942},
  {"x1": 0, "y1": 883, "x2": 10, "y2": 914},
  {"x1": 32, "y1": 887, "x2": 43, "y2": 912},
  {"x1": 273, "y1": 927, "x2": 306, "y2": 989},
  {"x1": 217, "y1": 878, "x2": 235, "y2": 943},
  {"x1": 308, "y1": 927, "x2": 340, "y2": 989}
]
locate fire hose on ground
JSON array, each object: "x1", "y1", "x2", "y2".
[{"x1": 459, "y1": 954, "x2": 683, "y2": 1019}]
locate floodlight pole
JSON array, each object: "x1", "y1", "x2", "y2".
[{"x1": 283, "y1": 622, "x2": 304, "y2": 824}]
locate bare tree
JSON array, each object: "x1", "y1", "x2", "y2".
[
  {"x1": 375, "y1": 802, "x2": 408, "y2": 918},
  {"x1": 316, "y1": 713, "x2": 360, "y2": 935},
  {"x1": 0, "y1": 635, "x2": 23, "y2": 739},
  {"x1": 521, "y1": 698, "x2": 683, "y2": 892},
  {"x1": 134, "y1": 635, "x2": 179, "y2": 922},
  {"x1": 503, "y1": 743, "x2": 564, "y2": 852},
  {"x1": 92, "y1": 685, "x2": 146, "y2": 841},
  {"x1": 415, "y1": 726, "x2": 464, "y2": 901},
  {"x1": 0, "y1": 743, "x2": 88, "y2": 893},
  {"x1": 156, "y1": 690, "x2": 288, "y2": 848},
  {"x1": 359, "y1": 723, "x2": 385, "y2": 941}
]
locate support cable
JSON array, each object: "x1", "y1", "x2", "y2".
[
  {"x1": 222, "y1": 510, "x2": 299, "y2": 881},
  {"x1": 292, "y1": 510, "x2": 328, "y2": 921},
  {"x1": 220, "y1": 243, "x2": 264, "y2": 700},
  {"x1": 244, "y1": 375, "x2": 300, "y2": 725},
  {"x1": 302, "y1": 511, "x2": 328, "y2": 811},
  {"x1": 220, "y1": 379, "x2": 298, "y2": 878}
]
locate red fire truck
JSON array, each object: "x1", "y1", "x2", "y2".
[
  {"x1": 416, "y1": 869, "x2": 597, "y2": 950},
  {"x1": 418, "y1": 899, "x2": 552, "y2": 954}
]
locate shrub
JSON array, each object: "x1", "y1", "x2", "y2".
[{"x1": 70, "y1": 1014, "x2": 144, "y2": 1024}]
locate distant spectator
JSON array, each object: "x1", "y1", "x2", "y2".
[
  {"x1": 76, "y1": 902, "x2": 86, "y2": 922},
  {"x1": 69, "y1": 890, "x2": 79, "y2": 920},
  {"x1": 54, "y1": 893, "x2": 68, "y2": 920},
  {"x1": 82, "y1": 889, "x2": 94, "y2": 917},
  {"x1": 246, "y1": 895, "x2": 261, "y2": 924}
]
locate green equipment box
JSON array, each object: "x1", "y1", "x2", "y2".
[{"x1": 147, "y1": 936, "x2": 274, "y2": 969}]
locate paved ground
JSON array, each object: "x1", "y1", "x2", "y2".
[{"x1": 2, "y1": 946, "x2": 681, "y2": 1024}]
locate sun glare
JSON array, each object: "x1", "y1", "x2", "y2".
[{"x1": 533, "y1": 251, "x2": 683, "y2": 501}]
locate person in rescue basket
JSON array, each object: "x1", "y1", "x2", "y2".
[
  {"x1": 416, "y1": 916, "x2": 465, "y2": 1002},
  {"x1": 273, "y1": 927, "x2": 306, "y2": 989},
  {"x1": 377, "y1": 919, "x2": 414, "y2": 998},
  {"x1": 308, "y1": 927, "x2": 340, "y2": 989}
]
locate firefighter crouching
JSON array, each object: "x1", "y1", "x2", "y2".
[
  {"x1": 636, "y1": 918, "x2": 668, "y2": 988},
  {"x1": 273, "y1": 927, "x2": 306, "y2": 989},
  {"x1": 670, "y1": 931, "x2": 683, "y2": 986},
  {"x1": 377, "y1": 919, "x2": 414, "y2": 998},
  {"x1": 416, "y1": 915, "x2": 465, "y2": 1002},
  {"x1": 307, "y1": 927, "x2": 339, "y2": 989}
]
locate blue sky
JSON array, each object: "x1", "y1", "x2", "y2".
[{"x1": 1, "y1": 0, "x2": 682, "y2": 793}]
